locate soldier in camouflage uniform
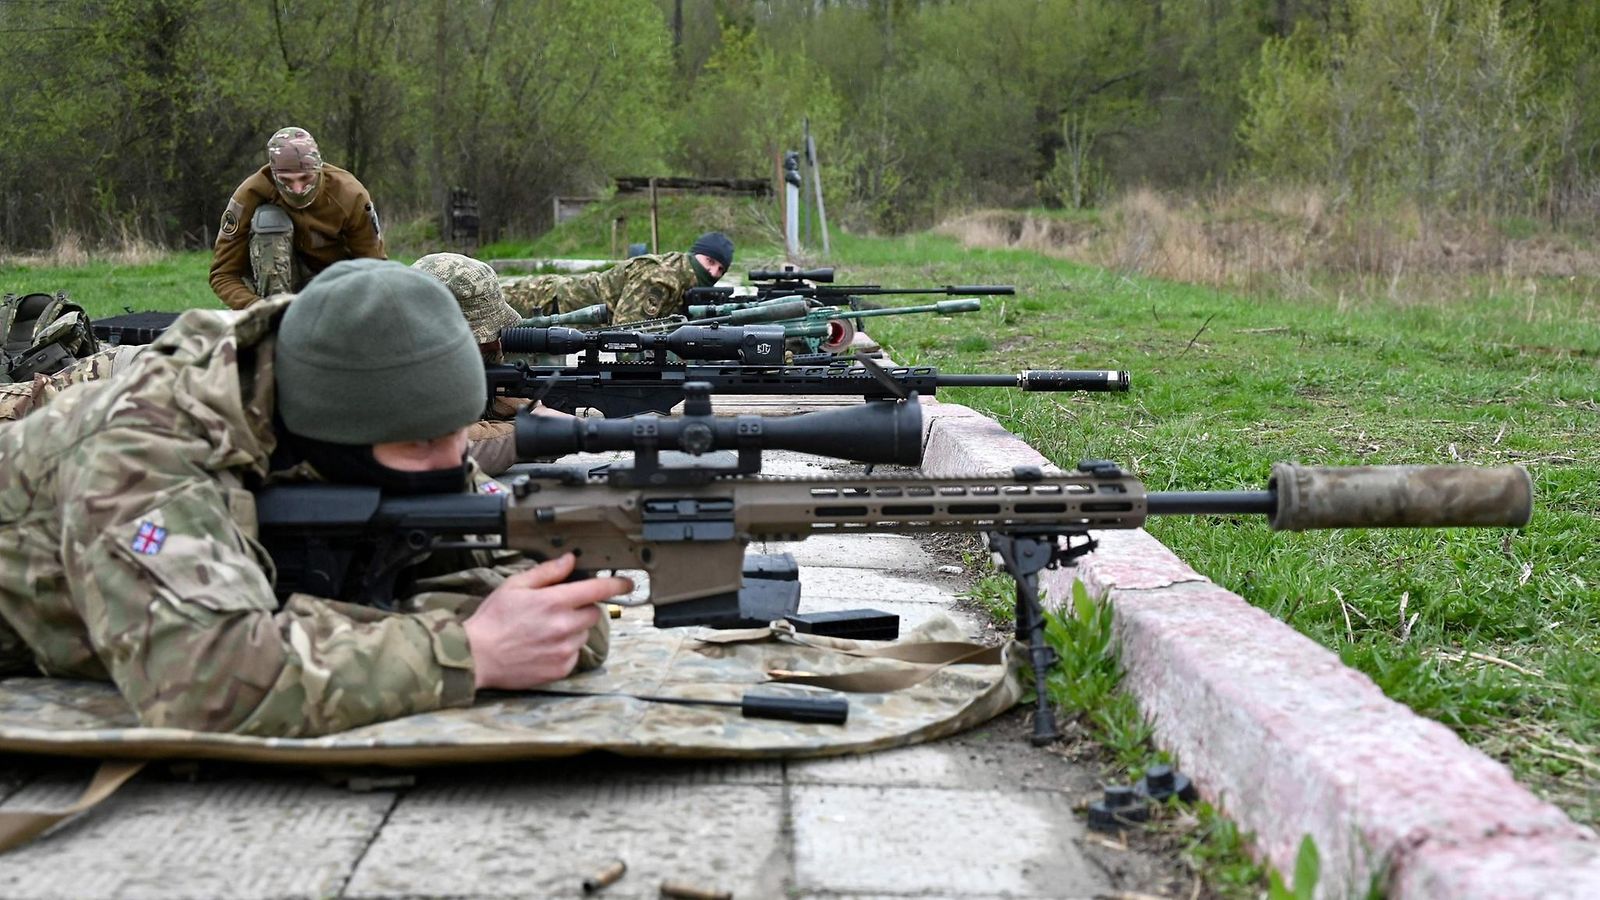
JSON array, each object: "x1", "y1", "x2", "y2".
[
  {"x1": 411, "y1": 252, "x2": 573, "y2": 476},
  {"x1": 209, "y1": 127, "x2": 386, "y2": 311},
  {"x1": 0, "y1": 343, "x2": 144, "y2": 422},
  {"x1": 501, "y1": 231, "x2": 734, "y2": 324},
  {"x1": 0, "y1": 260, "x2": 628, "y2": 737}
]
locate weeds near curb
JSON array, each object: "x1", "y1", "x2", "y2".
[{"x1": 962, "y1": 556, "x2": 1312, "y2": 898}]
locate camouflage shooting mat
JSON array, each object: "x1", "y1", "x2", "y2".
[{"x1": 0, "y1": 613, "x2": 1022, "y2": 766}]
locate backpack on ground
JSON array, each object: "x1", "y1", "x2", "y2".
[{"x1": 0, "y1": 291, "x2": 98, "y2": 384}]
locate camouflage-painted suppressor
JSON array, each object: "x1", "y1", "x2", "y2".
[
  {"x1": 1266, "y1": 463, "x2": 1534, "y2": 530},
  {"x1": 1144, "y1": 463, "x2": 1534, "y2": 529},
  {"x1": 515, "y1": 303, "x2": 611, "y2": 328}
]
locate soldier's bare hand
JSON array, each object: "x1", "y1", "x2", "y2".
[
  {"x1": 462, "y1": 553, "x2": 632, "y2": 690},
  {"x1": 529, "y1": 401, "x2": 573, "y2": 418}
]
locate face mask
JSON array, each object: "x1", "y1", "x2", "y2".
[
  {"x1": 271, "y1": 170, "x2": 322, "y2": 209},
  {"x1": 688, "y1": 255, "x2": 719, "y2": 287},
  {"x1": 286, "y1": 432, "x2": 470, "y2": 496}
]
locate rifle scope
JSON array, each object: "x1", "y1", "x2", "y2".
[
  {"x1": 693, "y1": 298, "x2": 812, "y2": 326},
  {"x1": 750, "y1": 267, "x2": 834, "y2": 283},
  {"x1": 514, "y1": 383, "x2": 923, "y2": 466},
  {"x1": 516, "y1": 303, "x2": 612, "y2": 328},
  {"x1": 501, "y1": 324, "x2": 806, "y2": 366}
]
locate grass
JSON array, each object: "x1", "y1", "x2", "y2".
[
  {"x1": 0, "y1": 254, "x2": 217, "y2": 319},
  {"x1": 848, "y1": 231, "x2": 1599, "y2": 828}
]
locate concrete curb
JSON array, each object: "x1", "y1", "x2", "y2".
[{"x1": 916, "y1": 397, "x2": 1600, "y2": 899}]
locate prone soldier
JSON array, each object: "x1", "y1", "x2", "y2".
[
  {"x1": 0, "y1": 260, "x2": 627, "y2": 737},
  {"x1": 208, "y1": 126, "x2": 386, "y2": 311},
  {"x1": 411, "y1": 251, "x2": 572, "y2": 476},
  {"x1": 501, "y1": 231, "x2": 733, "y2": 324}
]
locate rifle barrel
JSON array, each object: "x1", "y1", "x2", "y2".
[{"x1": 1147, "y1": 491, "x2": 1277, "y2": 517}]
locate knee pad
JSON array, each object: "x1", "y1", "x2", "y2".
[{"x1": 251, "y1": 203, "x2": 293, "y2": 235}]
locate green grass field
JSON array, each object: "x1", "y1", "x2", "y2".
[
  {"x1": 841, "y1": 232, "x2": 1599, "y2": 826},
  {"x1": 3, "y1": 204, "x2": 1594, "y2": 829}
]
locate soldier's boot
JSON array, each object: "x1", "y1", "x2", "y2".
[{"x1": 248, "y1": 204, "x2": 299, "y2": 299}]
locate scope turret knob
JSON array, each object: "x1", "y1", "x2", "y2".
[
  {"x1": 683, "y1": 381, "x2": 714, "y2": 417},
  {"x1": 681, "y1": 422, "x2": 714, "y2": 455}
]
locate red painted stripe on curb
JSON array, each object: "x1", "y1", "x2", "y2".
[{"x1": 918, "y1": 400, "x2": 1600, "y2": 899}]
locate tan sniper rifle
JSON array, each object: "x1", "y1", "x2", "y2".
[{"x1": 256, "y1": 389, "x2": 1533, "y2": 744}]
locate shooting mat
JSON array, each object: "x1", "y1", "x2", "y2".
[{"x1": 0, "y1": 613, "x2": 1021, "y2": 765}]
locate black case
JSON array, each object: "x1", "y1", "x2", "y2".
[{"x1": 785, "y1": 608, "x2": 900, "y2": 641}]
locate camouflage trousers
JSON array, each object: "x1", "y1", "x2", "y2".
[
  {"x1": 247, "y1": 207, "x2": 314, "y2": 299},
  {"x1": 498, "y1": 275, "x2": 565, "y2": 318}
]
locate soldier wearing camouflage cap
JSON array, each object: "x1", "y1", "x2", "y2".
[
  {"x1": 208, "y1": 126, "x2": 387, "y2": 311},
  {"x1": 0, "y1": 260, "x2": 625, "y2": 737},
  {"x1": 412, "y1": 252, "x2": 572, "y2": 475},
  {"x1": 501, "y1": 231, "x2": 734, "y2": 325}
]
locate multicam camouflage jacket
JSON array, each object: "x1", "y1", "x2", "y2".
[
  {"x1": 500, "y1": 252, "x2": 700, "y2": 324},
  {"x1": 0, "y1": 300, "x2": 603, "y2": 737}
]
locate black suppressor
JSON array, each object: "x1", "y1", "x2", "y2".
[
  {"x1": 501, "y1": 324, "x2": 789, "y2": 365},
  {"x1": 537, "y1": 690, "x2": 849, "y2": 725},
  {"x1": 515, "y1": 384, "x2": 924, "y2": 465}
]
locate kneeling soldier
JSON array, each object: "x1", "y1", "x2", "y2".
[{"x1": 208, "y1": 126, "x2": 386, "y2": 310}]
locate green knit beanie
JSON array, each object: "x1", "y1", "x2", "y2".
[{"x1": 275, "y1": 259, "x2": 486, "y2": 444}]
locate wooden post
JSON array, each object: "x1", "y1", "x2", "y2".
[
  {"x1": 611, "y1": 215, "x2": 626, "y2": 259},
  {"x1": 803, "y1": 119, "x2": 813, "y2": 248},
  {"x1": 649, "y1": 177, "x2": 660, "y2": 254},
  {"x1": 808, "y1": 129, "x2": 831, "y2": 257},
  {"x1": 774, "y1": 151, "x2": 785, "y2": 256}
]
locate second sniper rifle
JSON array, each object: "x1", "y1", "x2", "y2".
[
  {"x1": 488, "y1": 334, "x2": 1131, "y2": 417},
  {"x1": 683, "y1": 266, "x2": 1014, "y2": 310},
  {"x1": 255, "y1": 388, "x2": 1536, "y2": 745}
]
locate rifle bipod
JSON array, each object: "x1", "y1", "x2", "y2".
[{"x1": 988, "y1": 530, "x2": 1099, "y2": 746}]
